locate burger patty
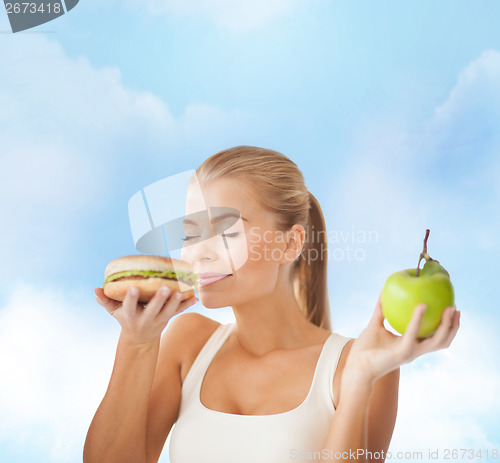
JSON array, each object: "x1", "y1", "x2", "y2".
[
  {"x1": 111, "y1": 275, "x2": 190, "y2": 283},
  {"x1": 104, "y1": 270, "x2": 198, "y2": 286}
]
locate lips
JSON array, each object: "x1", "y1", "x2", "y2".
[{"x1": 198, "y1": 272, "x2": 232, "y2": 287}]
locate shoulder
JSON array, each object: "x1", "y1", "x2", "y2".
[
  {"x1": 166, "y1": 311, "x2": 220, "y2": 336},
  {"x1": 163, "y1": 312, "x2": 222, "y2": 383},
  {"x1": 164, "y1": 312, "x2": 221, "y2": 356}
]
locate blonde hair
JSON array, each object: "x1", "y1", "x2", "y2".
[{"x1": 196, "y1": 146, "x2": 332, "y2": 331}]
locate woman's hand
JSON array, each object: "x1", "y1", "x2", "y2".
[
  {"x1": 343, "y1": 292, "x2": 461, "y2": 386},
  {"x1": 94, "y1": 286, "x2": 198, "y2": 345}
]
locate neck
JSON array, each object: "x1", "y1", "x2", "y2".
[{"x1": 229, "y1": 273, "x2": 327, "y2": 357}]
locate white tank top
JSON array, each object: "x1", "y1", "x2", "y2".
[{"x1": 169, "y1": 322, "x2": 353, "y2": 463}]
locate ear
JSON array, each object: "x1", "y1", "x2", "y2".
[{"x1": 280, "y1": 224, "x2": 306, "y2": 264}]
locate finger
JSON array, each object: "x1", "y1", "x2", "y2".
[
  {"x1": 94, "y1": 287, "x2": 121, "y2": 314},
  {"x1": 431, "y1": 307, "x2": 459, "y2": 349},
  {"x1": 95, "y1": 287, "x2": 109, "y2": 300},
  {"x1": 368, "y1": 291, "x2": 385, "y2": 328},
  {"x1": 157, "y1": 290, "x2": 190, "y2": 318},
  {"x1": 441, "y1": 310, "x2": 461, "y2": 348},
  {"x1": 172, "y1": 295, "x2": 199, "y2": 315},
  {"x1": 412, "y1": 306, "x2": 458, "y2": 357},
  {"x1": 95, "y1": 287, "x2": 121, "y2": 307},
  {"x1": 143, "y1": 286, "x2": 174, "y2": 317},
  {"x1": 428, "y1": 306, "x2": 456, "y2": 346},
  {"x1": 402, "y1": 303, "x2": 427, "y2": 344},
  {"x1": 122, "y1": 286, "x2": 141, "y2": 316}
]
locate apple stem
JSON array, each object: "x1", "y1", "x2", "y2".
[{"x1": 416, "y1": 229, "x2": 434, "y2": 277}]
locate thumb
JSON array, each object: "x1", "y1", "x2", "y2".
[
  {"x1": 368, "y1": 291, "x2": 385, "y2": 328},
  {"x1": 95, "y1": 287, "x2": 121, "y2": 317}
]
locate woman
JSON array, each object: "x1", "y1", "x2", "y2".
[{"x1": 84, "y1": 146, "x2": 460, "y2": 463}]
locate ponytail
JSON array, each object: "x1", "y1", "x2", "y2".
[{"x1": 293, "y1": 191, "x2": 332, "y2": 331}]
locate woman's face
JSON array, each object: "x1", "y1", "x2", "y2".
[{"x1": 180, "y1": 178, "x2": 288, "y2": 308}]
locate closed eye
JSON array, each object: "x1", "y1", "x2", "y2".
[
  {"x1": 181, "y1": 235, "x2": 200, "y2": 241},
  {"x1": 222, "y1": 232, "x2": 239, "y2": 238},
  {"x1": 181, "y1": 232, "x2": 239, "y2": 242}
]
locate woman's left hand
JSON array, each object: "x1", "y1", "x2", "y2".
[{"x1": 343, "y1": 292, "x2": 461, "y2": 386}]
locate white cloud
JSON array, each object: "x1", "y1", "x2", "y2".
[
  {"x1": 430, "y1": 49, "x2": 500, "y2": 140},
  {"x1": 421, "y1": 49, "x2": 500, "y2": 200},
  {"x1": 0, "y1": 282, "x2": 119, "y2": 461},
  {"x1": 0, "y1": 39, "x2": 158, "y2": 289},
  {"x1": 391, "y1": 310, "x2": 500, "y2": 456},
  {"x1": 125, "y1": 0, "x2": 315, "y2": 33},
  {"x1": 0, "y1": 37, "x2": 174, "y2": 142},
  {"x1": 0, "y1": 31, "x2": 261, "y2": 190}
]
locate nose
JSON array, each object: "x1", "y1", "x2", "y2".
[{"x1": 182, "y1": 234, "x2": 224, "y2": 264}]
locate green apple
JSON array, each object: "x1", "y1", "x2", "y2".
[{"x1": 381, "y1": 229, "x2": 455, "y2": 339}]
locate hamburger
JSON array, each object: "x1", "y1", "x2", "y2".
[{"x1": 103, "y1": 255, "x2": 199, "y2": 303}]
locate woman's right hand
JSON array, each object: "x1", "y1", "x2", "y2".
[
  {"x1": 342, "y1": 291, "x2": 460, "y2": 386},
  {"x1": 94, "y1": 286, "x2": 198, "y2": 344}
]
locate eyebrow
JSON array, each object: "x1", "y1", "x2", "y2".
[{"x1": 182, "y1": 213, "x2": 248, "y2": 226}]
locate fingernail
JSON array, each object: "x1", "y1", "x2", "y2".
[
  {"x1": 130, "y1": 287, "x2": 139, "y2": 295},
  {"x1": 161, "y1": 287, "x2": 170, "y2": 295}
]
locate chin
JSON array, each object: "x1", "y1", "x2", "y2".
[
  {"x1": 200, "y1": 301, "x2": 228, "y2": 309},
  {"x1": 196, "y1": 293, "x2": 230, "y2": 309}
]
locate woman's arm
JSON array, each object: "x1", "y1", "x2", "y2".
[
  {"x1": 321, "y1": 292, "x2": 459, "y2": 462},
  {"x1": 365, "y1": 369, "x2": 399, "y2": 462},
  {"x1": 83, "y1": 332, "x2": 161, "y2": 463},
  {"x1": 321, "y1": 368, "x2": 375, "y2": 463},
  {"x1": 83, "y1": 286, "x2": 198, "y2": 463},
  {"x1": 323, "y1": 367, "x2": 399, "y2": 463}
]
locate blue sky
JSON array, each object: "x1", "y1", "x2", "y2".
[{"x1": 0, "y1": 1, "x2": 499, "y2": 462}]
